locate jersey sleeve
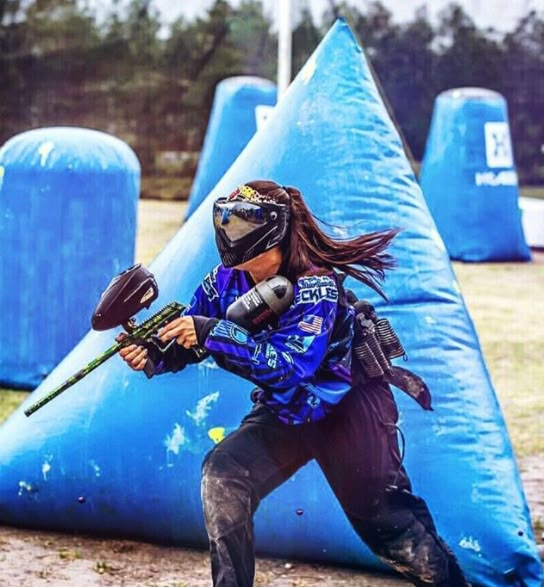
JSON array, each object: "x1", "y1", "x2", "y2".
[
  {"x1": 182, "y1": 266, "x2": 224, "y2": 319},
  {"x1": 202, "y1": 275, "x2": 339, "y2": 391}
]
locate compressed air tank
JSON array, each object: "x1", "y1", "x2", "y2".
[
  {"x1": 185, "y1": 76, "x2": 277, "y2": 218},
  {"x1": 420, "y1": 87, "x2": 530, "y2": 261},
  {"x1": 0, "y1": 126, "x2": 140, "y2": 389}
]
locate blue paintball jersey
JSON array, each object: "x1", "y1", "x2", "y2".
[{"x1": 181, "y1": 265, "x2": 355, "y2": 425}]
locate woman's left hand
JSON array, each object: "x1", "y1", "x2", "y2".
[{"x1": 158, "y1": 316, "x2": 198, "y2": 348}]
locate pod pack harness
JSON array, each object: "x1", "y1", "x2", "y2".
[{"x1": 352, "y1": 299, "x2": 433, "y2": 411}]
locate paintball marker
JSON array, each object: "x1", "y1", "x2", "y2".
[
  {"x1": 24, "y1": 264, "x2": 197, "y2": 417},
  {"x1": 25, "y1": 266, "x2": 294, "y2": 417}
]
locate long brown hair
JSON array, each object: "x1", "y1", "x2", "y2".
[{"x1": 246, "y1": 180, "x2": 399, "y2": 299}]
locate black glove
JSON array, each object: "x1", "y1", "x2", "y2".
[{"x1": 140, "y1": 329, "x2": 210, "y2": 378}]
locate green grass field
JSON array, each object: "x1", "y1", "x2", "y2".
[
  {"x1": 452, "y1": 256, "x2": 544, "y2": 457},
  {"x1": 1, "y1": 198, "x2": 543, "y2": 460},
  {"x1": 521, "y1": 186, "x2": 544, "y2": 200}
]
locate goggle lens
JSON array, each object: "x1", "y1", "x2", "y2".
[{"x1": 213, "y1": 201, "x2": 276, "y2": 242}]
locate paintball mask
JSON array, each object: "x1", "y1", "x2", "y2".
[{"x1": 213, "y1": 184, "x2": 290, "y2": 267}]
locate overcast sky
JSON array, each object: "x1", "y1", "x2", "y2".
[{"x1": 148, "y1": 0, "x2": 541, "y2": 32}]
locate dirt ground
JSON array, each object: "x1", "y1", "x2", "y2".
[{"x1": 0, "y1": 454, "x2": 542, "y2": 587}]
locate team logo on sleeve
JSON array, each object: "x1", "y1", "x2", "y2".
[
  {"x1": 298, "y1": 315, "x2": 323, "y2": 334},
  {"x1": 296, "y1": 275, "x2": 338, "y2": 304},
  {"x1": 285, "y1": 335, "x2": 314, "y2": 353},
  {"x1": 212, "y1": 321, "x2": 248, "y2": 344},
  {"x1": 202, "y1": 267, "x2": 220, "y2": 301}
]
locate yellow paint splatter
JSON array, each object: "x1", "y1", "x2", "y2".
[
  {"x1": 238, "y1": 185, "x2": 260, "y2": 200},
  {"x1": 208, "y1": 427, "x2": 226, "y2": 444}
]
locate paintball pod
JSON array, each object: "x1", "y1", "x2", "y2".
[{"x1": 25, "y1": 265, "x2": 294, "y2": 417}]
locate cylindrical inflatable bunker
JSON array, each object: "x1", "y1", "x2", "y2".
[
  {"x1": 186, "y1": 76, "x2": 277, "y2": 218},
  {"x1": 420, "y1": 87, "x2": 530, "y2": 262},
  {"x1": 0, "y1": 127, "x2": 140, "y2": 389}
]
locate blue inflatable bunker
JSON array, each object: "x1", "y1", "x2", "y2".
[
  {"x1": 185, "y1": 76, "x2": 277, "y2": 218},
  {"x1": 0, "y1": 127, "x2": 140, "y2": 389},
  {"x1": 420, "y1": 88, "x2": 530, "y2": 262},
  {"x1": 1, "y1": 22, "x2": 541, "y2": 587}
]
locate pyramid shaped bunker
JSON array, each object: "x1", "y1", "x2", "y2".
[
  {"x1": 2, "y1": 20, "x2": 541, "y2": 587},
  {"x1": 419, "y1": 87, "x2": 530, "y2": 262}
]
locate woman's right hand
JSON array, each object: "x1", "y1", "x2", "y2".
[{"x1": 116, "y1": 333, "x2": 148, "y2": 371}]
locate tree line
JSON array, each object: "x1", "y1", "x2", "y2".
[{"x1": 1, "y1": 0, "x2": 543, "y2": 186}]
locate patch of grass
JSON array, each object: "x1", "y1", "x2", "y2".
[
  {"x1": 0, "y1": 388, "x2": 28, "y2": 423},
  {"x1": 140, "y1": 175, "x2": 192, "y2": 201},
  {"x1": 59, "y1": 549, "x2": 80, "y2": 561},
  {"x1": 520, "y1": 185, "x2": 544, "y2": 200},
  {"x1": 452, "y1": 257, "x2": 544, "y2": 457},
  {"x1": 136, "y1": 200, "x2": 188, "y2": 265},
  {"x1": 95, "y1": 560, "x2": 111, "y2": 574}
]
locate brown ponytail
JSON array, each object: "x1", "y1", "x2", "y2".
[{"x1": 246, "y1": 180, "x2": 399, "y2": 299}]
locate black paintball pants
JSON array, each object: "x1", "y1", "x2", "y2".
[{"x1": 201, "y1": 381, "x2": 470, "y2": 587}]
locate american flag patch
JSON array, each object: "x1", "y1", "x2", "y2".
[{"x1": 298, "y1": 315, "x2": 323, "y2": 334}]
